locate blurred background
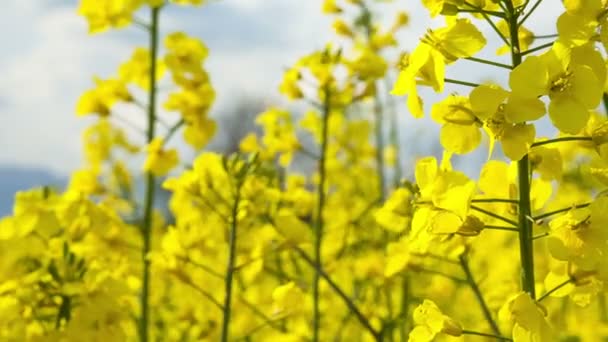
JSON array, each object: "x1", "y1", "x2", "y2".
[{"x1": 0, "y1": 0, "x2": 560, "y2": 215}]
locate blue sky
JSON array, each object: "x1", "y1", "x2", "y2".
[{"x1": 0, "y1": 0, "x2": 561, "y2": 180}]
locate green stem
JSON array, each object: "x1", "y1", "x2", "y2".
[
  {"x1": 532, "y1": 232, "x2": 549, "y2": 240},
  {"x1": 531, "y1": 136, "x2": 592, "y2": 148},
  {"x1": 139, "y1": 6, "x2": 160, "y2": 342},
  {"x1": 385, "y1": 78, "x2": 402, "y2": 187},
  {"x1": 461, "y1": 330, "x2": 513, "y2": 341},
  {"x1": 220, "y1": 179, "x2": 243, "y2": 342},
  {"x1": 506, "y1": 0, "x2": 536, "y2": 299},
  {"x1": 537, "y1": 278, "x2": 572, "y2": 302},
  {"x1": 458, "y1": 8, "x2": 505, "y2": 17},
  {"x1": 470, "y1": 205, "x2": 518, "y2": 227},
  {"x1": 398, "y1": 276, "x2": 410, "y2": 341},
  {"x1": 293, "y1": 246, "x2": 383, "y2": 341},
  {"x1": 464, "y1": 1, "x2": 510, "y2": 46},
  {"x1": 312, "y1": 85, "x2": 331, "y2": 342},
  {"x1": 532, "y1": 203, "x2": 591, "y2": 221},
  {"x1": 599, "y1": 293, "x2": 608, "y2": 322},
  {"x1": 373, "y1": 82, "x2": 386, "y2": 200},
  {"x1": 465, "y1": 56, "x2": 512, "y2": 69},
  {"x1": 444, "y1": 78, "x2": 480, "y2": 88},
  {"x1": 520, "y1": 41, "x2": 554, "y2": 56},
  {"x1": 518, "y1": 0, "x2": 542, "y2": 26},
  {"x1": 472, "y1": 198, "x2": 518, "y2": 204},
  {"x1": 603, "y1": 92, "x2": 608, "y2": 115},
  {"x1": 484, "y1": 225, "x2": 520, "y2": 232},
  {"x1": 162, "y1": 118, "x2": 185, "y2": 147},
  {"x1": 459, "y1": 255, "x2": 501, "y2": 336},
  {"x1": 534, "y1": 34, "x2": 558, "y2": 39}
]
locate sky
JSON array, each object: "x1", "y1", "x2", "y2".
[{"x1": 0, "y1": 0, "x2": 562, "y2": 179}]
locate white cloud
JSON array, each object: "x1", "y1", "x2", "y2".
[{"x1": 0, "y1": 0, "x2": 570, "y2": 177}]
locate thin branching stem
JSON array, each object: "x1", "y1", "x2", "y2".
[
  {"x1": 162, "y1": 118, "x2": 185, "y2": 146},
  {"x1": 293, "y1": 246, "x2": 383, "y2": 341},
  {"x1": 532, "y1": 232, "x2": 549, "y2": 240},
  {"x1": 464, "y1": 1, "x2": 510, "y2": 46},
  {"x1": 518, "y1": 0, "x2": 543, "y2": 26},
  {"x1": 470, "y1": 205, "x2": 518, "y2": 227},
  {"x1": 537, "y1": 278, "x2": 573, "y2": 302},
  {"x1": 465, "y1": 56, "x2": 512, "y2": 69},
  {"x1": 506, "y1": 0, "x2": 536, "y2": 300},
  {"x1": 472, "y1": 198, "x2": 518, "y2": 204},
  {"x1": 459, "y1": 255, "x2": 502, "y2": 336},
  {"x1": 220, "y1": 177, "x2": 244, "y2": 342},
  {"x1": 531, "y1": 136, "x2": 592, "y2": 148},
  {"x1": 444, "y1": 78, "x2": 480, "y2": 88},
  {"x1": 533, "y1": 203, "x2": 591, "y2": 221},
  {"x1": 312, "y1": 84, "x2": 332, "y2": 342},
  {"x1": 520, "y1": 41, "x2": 554, "y2": 56},
  {"x1": 139, "y1": 6, "x2": 160, "y2": 342},
  {"x1": 484, "y1": 225, "x2": 520, "y2": 232},
  {"x1": 462, "y1": 330, "x2": 513, "y2": 341}
]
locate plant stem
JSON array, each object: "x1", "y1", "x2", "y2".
[
  {"x1": 373, "y1": 82, "x2": 386, "y2": 200},
  {"x1": 506, "y1": 0, "x2": 536, "y2": 299},
  {"x1": 459, "y1": 255, "x2": 501, "y2": 336},
  {"x1": 312, "y1": 85, "x2": 331, "y2": 342},
  {"x1": 518, "y1": 0, "x2": 543, "y2": 26},
  {"x1": 444, "y1": 78, "x2": 480, "y2": 88},
  {"x1": 162, "y1": 118, "x2": 185, "y2": 147},
  {"x1": 472, "y1": 198, "x2": 519, "y2": 204},
  {"x1": 484, "y1": 225, "x2": 520, "y2": 232},
  {"x1": 465, "y1": 56, "x2": 512, "y2": 69},
  {"x1": 293, "y1": 246, "x2": 383, "y2": 341},
  {"x1": 220, "y1": 179, "x2": 243, "y2": 342},
  {"x1": 520, "y1": 41, "x2": 554, "y2": 56},
  {"x1": 537, "y1": 278, "x2": 572, "y2": 302},
  {"x1": 385, "y1": 78, "x2": 402, "y2": 187},
  {"x1": 139, "y1": 6, "x2": 160, "y2": 342},
  {"x1": 531, "y1": 136, "x2": 592, "y2": 148},
  {"x1": 399, "y1": 276, "x2": 410, "y2": 341},
  {"x1": 532, "y1": 232, "x2": 549, "y2": 240},
  {"x1": 464, "y1": 1, "x2": 510, "y2": 46},
  {"x1": 461, "y1": 330, "x2": 513, "y2": 341},
  {"x1": 532, "y1": 203, "x2": 591, "y2": 221},
  {"x1": 470, "y1": 205, "x2": 518, "y2": 227}
]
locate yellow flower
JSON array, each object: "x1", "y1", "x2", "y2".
[
  {"x1": 499, "y1": 292, "x2": 553, "y2": 342},
  {"x1": 375, "y1": 188, "x2": 413, "y2": 232},
  {"x1": 431, "y1": 94, "x2": 481, "y2": 154},
  {"x1": 279, "y1": 67, "x2": 303, "y2": 100},
  {"x1": 421, "y1": 19, "x2": 486, "y2": 63},
  {"x1": 119, "y1": 47, "x2": 165, "y2": 90},
  {"x1": 384, "y1": 237, "x2": 411, "y2": 277},
  {"x1": 392, "y1": 45, "x2": 444, "y2": 118},
  {"x1": 272, "y1": 282, "x2": 306, "y2": 316},
  {"x1": 347, "y1": 48, "x2": 388, "y2": 80},
  {"x1": 255, "y1": 108, "x2": 300, "y2": 167},
  {"x1": 509, "y1": 43, "x2": 605, "y2": 134},
  {"x1": 332, "y1": 19, "x2": 353, "y2": 37},
  {"x1": 78, "y1": 0, "x2": 142, "y2": 34},
  {"x1": 409, "y1": 300, "x2": 462, "y2": 341},
  {"x1": 496, "y1": 20, "x2": 535, "y2": 55},
  {"x1": 143, "y1": 138, "x2": 179, "y2": 176},
  {"x1": 322, "y1": 0, "x2": 342, "y2": 14},
  {"x1": 547, "y1": 196, "x2": 608, "y2": 270},
  {"x1": 469, "y1": 84, "x2": 540, "y2": 160},
  {"x1": 76, "y1": 77, "x2": 132, "y2": 117}
]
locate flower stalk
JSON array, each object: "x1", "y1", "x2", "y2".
[
  {"x1": 139, "y1": 5, "x2": 160, "y2": 342},
  {"x1": 313, "y1": 85, "x2": 331, "y2": 342},
  {"x1": 506, "y1": 0, "x2": 536, "y2": 299}
]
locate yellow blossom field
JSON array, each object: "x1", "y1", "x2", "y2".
[{"x1": 2, "y1": 0, "x2": 608, "y2": 341}]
